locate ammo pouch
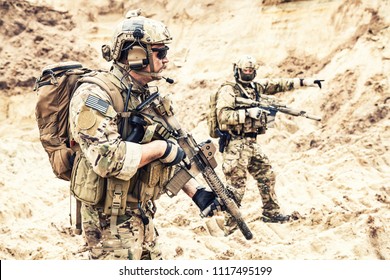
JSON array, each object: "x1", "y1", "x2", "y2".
[
  {"x1": 103, "y1": 177, "x2": 130, "y2": 216},
  {"x1": 102, "y1": 177, "x2": 130, "y2": 236},
  {"x1": 101, "y1": 161, "x2": 173, "y2": 237},
  {"x1": 128, "y1": 160, "x2": 175, "y2": 203},
  {"x1": 70, "y1": 151, "x2": 105, "y2": 205}
]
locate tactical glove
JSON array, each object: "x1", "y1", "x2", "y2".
[
  {"x1": 160, "y1": 140, "x2": 186, "y2": 166},
  {"x1": 246, "y1": 107, "x2": 263, "y2": 119},
  {"x1": 300, "y1": 78, "x2": 324, "y2": 89},
  {"x1": 192, "y1": 186, "x2": 225, "y2": 217}
]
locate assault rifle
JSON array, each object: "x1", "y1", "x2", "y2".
[
  {"x1": 132, "y1": 93, "x2": 253, "y2": 240},
  {"x1": 236, "y1": 96, "x2": 322, "y2": 122}
]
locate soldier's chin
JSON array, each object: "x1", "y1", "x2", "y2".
[
  {"x1": 239, "y1": 79, "x2": 252, "y2": 84},
  {"x1": 153, "y1": 70, "x2": 164, "y2": 80},
  {"x1": 153, "y1": 74, "x2": 163, "y2": 80}
]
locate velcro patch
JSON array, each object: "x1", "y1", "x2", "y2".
[
  {"x1": 78, "y1": 110, "x2": 96, "y2": 130},
  {"x1": 85, "y1": 95, "x2": 109, "y2": 115}
]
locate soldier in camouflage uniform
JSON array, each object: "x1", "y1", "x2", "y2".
[
  {"x1": 216, "y1": 55, "x2": 322, "y2": 235},
  {"x1": 69, "y1": 10, "x2": 222, "y2": 259}
]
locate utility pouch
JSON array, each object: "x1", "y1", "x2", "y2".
[
  {"x1": 131, "y1": 161, "x2": 162, "y2": 203},
  {"x1": 128, "y1": 160, "x2": 177, "y2": 203},
  {"x1": 257, "y1": 111, "x2": 268, "y2": 133},
  {"x1": 103, "y1": 177, "x2": 130, "y2": 216},
  {"x1": 158, "y1": 163, "x2": 176, "y2": 199},
  {"x1": 70, "y1": 152, "x2": 105, "y2": 205}
]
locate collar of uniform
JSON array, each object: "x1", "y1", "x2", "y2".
[
  {"x1": 110, "y1": 63, "x2": 132, "y2": 89},
  {"x1": 110, "y1": 63, "x2": 151, "y2": 101}
]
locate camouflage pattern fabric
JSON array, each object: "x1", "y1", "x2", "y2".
[
  {"x1": 69, "y1": 82, "x2": 142, "y2": 181},
  {"x1": 216, "y1": 78, "x2": 297, "y2": 132},
  {"x1": 69, "y1": 65, "x2": 163, "y2": 259},
  {"x1": 222, "y1": 137, "x2": 280, "y2": 235},
  {"x1": 81, "y1": 203, "x2": 162, "y2": 260},
  {"x1": 216, "y1": 78, "x2": 297, "y2": 235},
  {"x1": 109, "y1": 13, "x2": 172, "y2": 62}
]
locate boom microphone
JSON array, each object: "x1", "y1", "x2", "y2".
[{"x1": 162, "y1": 77, "x2": 174, "y2": 84}]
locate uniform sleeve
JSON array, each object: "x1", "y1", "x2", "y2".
[
  {"x1": 257, "y1": 78, "x2": 300, "y2": 95},
  {"x1": 216, "y1": 85, "x2": 246, "y2": 126},
  {"x1": 69, "y1": 83, "x2": 142, "y2": 181}
]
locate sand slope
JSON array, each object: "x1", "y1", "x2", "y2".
[{"x1": 0, "y1": 0, "x2": 389, "y2": 260}]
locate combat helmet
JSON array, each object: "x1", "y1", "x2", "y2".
[
  {"x1": 233, "y1": 55, "x2": 259, "y2": 83},
  {"x1": 102, "y1": 9, "x2": 172, "y2": 77}
]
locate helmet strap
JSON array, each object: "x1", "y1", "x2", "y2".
[
  {"x1": 131, "y1": 45, "x2": 163, "y2": 80},
  {"x1": 146, "y1": 44, "x2": 155, "y2": 74},
  {"x1": 132, "y1": 69, "x2": 163, "y2": 80}
]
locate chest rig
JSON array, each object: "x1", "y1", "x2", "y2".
[
  {"x1": 221, "y1": 81, "x2": 267, "y2": 136},
  {"x1": 102, "y1": 85, "x2": 178, "y2": 234}
]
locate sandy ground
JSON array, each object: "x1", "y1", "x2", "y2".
[{"x1": 0, "y1": 0, "x2": 389, "y2": 262}]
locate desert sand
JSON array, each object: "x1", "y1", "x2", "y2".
[{"x1": 0, "y1": 0, "x2": 389, "y2": 263}]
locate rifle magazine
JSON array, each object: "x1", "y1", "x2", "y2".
[{"x1": 164, "y1": 167, "x2": 193, "y2": 197}]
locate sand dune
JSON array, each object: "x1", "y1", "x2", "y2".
[{"x1": 0, "y1": 0, "x2": 389, "y2": 262}]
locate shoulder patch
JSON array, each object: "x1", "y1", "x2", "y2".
[
  {"x1": 78, "y1": 109, "x2": 96, "y2": 130},
  {"x1": 85, "y1": 94, "x2": 109, "y2": 115}
]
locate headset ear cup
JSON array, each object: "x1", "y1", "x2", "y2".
[
  {"x1": 127, "y1": 46, "x2": 148, "y2": 69},
  {"x1": 233, "y1": 65, "x2": 239, "y2": 79}
]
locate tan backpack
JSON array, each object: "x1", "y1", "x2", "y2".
[
  {"x1": 34, "y1": 61, "x2": 123, "y2": 181},
  {"x1": 207, "y1": 81, "x2": 237, "y2": 138}
]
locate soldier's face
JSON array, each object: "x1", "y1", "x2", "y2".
[
  {"x1": 240, "y1": 68, "x2": 256, "y2": 82},
  {"x1": 150, "y1": 44, "x2": 169, "y2": 74},
  {"x1": 242, "y1": 68, "x2": 254, "y2": 74}
]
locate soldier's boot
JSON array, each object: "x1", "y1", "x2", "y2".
[{"x1": 262, "y1": 212, "x2": 291, "y2": 223}]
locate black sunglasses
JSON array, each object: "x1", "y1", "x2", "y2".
[{"x1": 151, "y1": 46, "x2": 169, "y2": 60}]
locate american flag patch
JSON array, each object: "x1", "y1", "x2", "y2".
[{"x1": 85, "y1": 95, "x2": 109, "y2": 114}]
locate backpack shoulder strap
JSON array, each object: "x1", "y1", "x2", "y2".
[
  {"x1": 221, "y1": 81, "x2": 236, "y2": 88},
  {"x1": 221, "y1": 81, "x2": 243, "y2": 97},
  {"x1": 78, "y1": 72, "x2": 124, "y2": 113},
  {"x1": 252, "y1": 82, "x2": 264, "y2": 101}
]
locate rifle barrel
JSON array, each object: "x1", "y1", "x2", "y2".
[{"x1": 235, "y1": 97, "x2": 321, "y2": 121}]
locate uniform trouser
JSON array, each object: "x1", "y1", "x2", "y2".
[
  {"x1": 222, "y1": 137, "x2": 280, "y2": 234},
  {"x1": 81, "y1": 203, "x2": 162, "y2": 260}
]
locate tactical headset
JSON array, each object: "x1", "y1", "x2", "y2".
[
  {"x1": 233, "y1": 64, "x2": 239, "y2": 79},
  {"x1": 126, "y1": 27, "x2": 149, "y2": 70},
  {"x1": 127, "y1": 45, "x2": 148, "y2": 69},
  {"x1": 121, "y1": 27, "x2": 173, "y2": 82}
]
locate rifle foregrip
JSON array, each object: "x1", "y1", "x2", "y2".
[
  {"x1": 202, "y1": 166, "x2": 253, "y2": 240},
  {"x1": 222, "y1": 195, "x2": 253, "y2": 240}
]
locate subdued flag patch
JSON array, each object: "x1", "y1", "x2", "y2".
[{"x1": 85, "y1": 94, "x2": 109, "y2": 115}]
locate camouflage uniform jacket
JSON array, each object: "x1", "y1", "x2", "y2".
[
  {"x1": 69, "y1": 65, "x2": 145, "y2": 182},
  {"x1": 216, "y1": 78, "x2": 298, "y2": 135}
]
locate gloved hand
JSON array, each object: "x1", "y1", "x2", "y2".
[
  {"x1": 301, "y1": 78, "x2": 324, "y2": 89},
  {"x1": 246, "y1": 107, "x2": 263, "y2": 119},
  {"x1": 159, "y1": 140, "x2": 185, "y2": 166},
  {"x1": 192, "y1": 186, "x2": 225, "y2": 217}
]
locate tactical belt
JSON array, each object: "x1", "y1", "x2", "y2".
[{"x1": 231, "y1": 131, "x2": 257, "y2": 139}]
